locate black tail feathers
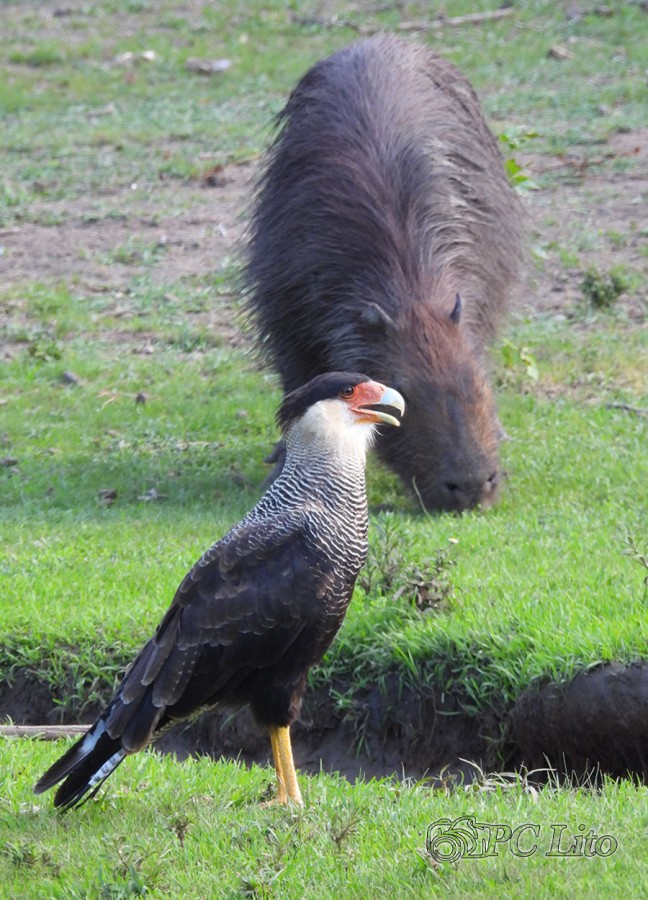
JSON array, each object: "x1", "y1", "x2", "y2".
[{"x1": 34, "y1": 720, "x2": 126, "y2": 810}]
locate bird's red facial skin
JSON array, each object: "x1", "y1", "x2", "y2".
[
  {"x1": 344, "y1": 380, "x2": 404, "y2": 428},
  {"x1": 344, "y1": 380, "x2": 404, "y2": 427},
  {"x1": 345, "y1": 380, "x2": 386, "y2": 422}
]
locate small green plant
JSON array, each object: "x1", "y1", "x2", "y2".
[
  {"x1": 357, "y1": 515, "x2": 404, "y2": 596},
  {"x1": 581, "y1": 268, "x2": 628, "y2": 309},
  {"x1": 499, "y1": 129, "x2": 539, "y2": 191},
  {"x1": 500, "y1": 339, "x2": 539, "y2": 383},
  {"x1": 329, "y1": 801, "x2": 363, "y2": 850},
  {"x1": 27, "y1": 335, "x2": 63, "y2": 361},
  {"x1": 619, "y1": 520, "x2": 648, "y2": 600},
  {"x1": 359, "y1": 517, "x2": 456, "y2": 614},
  {"x1": 557, "y1": 246, "x2": 581, "y2": 268},
  {"x1": 106, "y1": 240, "x2": 162, "y2": 267},
  {"x1": 392, "y1": 547, "x2": 456, "y2": 613},
  {"x1": 2, "y1": 840, "x2": 59, "y2": 876},
  {"x1": 606, "y1": 229, "x2": 627, "y2": 249}
]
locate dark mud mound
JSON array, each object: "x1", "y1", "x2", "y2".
[
  {"x1": 0, "y1": 671, "x2": 492, "y2": 784},
  {"x1": 169, "y1": 678, "x2": 491, "y2": 784},
  {"x1": 4, "y1": 663, "x2": 648, "y2": 784},
  {"x1": 509, "y1": 662, "x2": 648, "y2": 780}
]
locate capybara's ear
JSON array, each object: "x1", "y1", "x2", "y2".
[{"x1": 449, "y1": 294, "x2": 462, "y2": 325}]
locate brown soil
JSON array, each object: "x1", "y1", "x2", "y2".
[
  {"x1": 0, "y1": 163, "x2": 256, "y2": 359},
  {"x1": 0, "y1": 670, "x2": 492, "y2": 785},
  {"x1": 517, "y1": 128, "x2": 648, "y2": 322},
  {"x1": 3, "y1": 662, "x2": 648, "y2": 784},
  {"x1": 1, "y1": 166, "x2": 253, "y2": 290},
  {"x1": 2, "y1": 131, "x2": 647, "y2": 347}
]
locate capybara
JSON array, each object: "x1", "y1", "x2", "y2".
[{"x1": 244, "y1": 34, "x2": 526, "y2": 511}]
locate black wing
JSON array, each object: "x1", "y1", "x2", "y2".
[
  {"x1": 35, "y1": 507, "x2": 336, "y2": 807},
  {"x1": 107, "y1": 507, "x2": 326, "y2": 747}
]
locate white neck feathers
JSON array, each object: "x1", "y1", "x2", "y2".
[{"x1": 284, "y1": 398, "x2": 376, "y2": 466}]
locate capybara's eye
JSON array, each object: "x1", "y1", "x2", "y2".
[{"x1": 340, "y1": 385, "x2": 355, "y2": 399}]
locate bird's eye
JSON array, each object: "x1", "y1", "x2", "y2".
[{"x1": 340, "y1": 385, "x2": 355, "y2": 399}]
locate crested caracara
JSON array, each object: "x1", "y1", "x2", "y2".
[{"x1": 34, "y1": 372, "x2": 405, "y2": 809}]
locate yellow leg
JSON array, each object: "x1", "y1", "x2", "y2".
[
  {"x1": 269, "y1": 725, "x2": 303, "y2": 806},
  {"x1": 269, "y1": 726, "x2": 288, "y2": 804}
]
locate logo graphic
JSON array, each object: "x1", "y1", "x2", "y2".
[
  {"x1": 427, "y1": 816, "x2": 483, "y2": 863},
  {"x1": 426, "y1": 817, "x2": 618, "y2": 862}
]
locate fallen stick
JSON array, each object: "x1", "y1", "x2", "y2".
[
  {"x1": 606, "y1": 403, "x2": 648, "y2": 417},
  {"x1": 292, "y1": 7, "x2": 515, "y2": 34},
  {"x1": 533, "y1": 153, "x2": 618, "y2": 175},
  {"x1": 0, "y1": 724, "x2": 90, "y2": 740},
  {"x1": 398, "y1": 8, "x2": 515, "y2": 30}
]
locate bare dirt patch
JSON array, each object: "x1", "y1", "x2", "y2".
[
  {"x1": 1, "y1": 163, "x2": 253, "y2": 296},
  {"x1": 4, "y1": 662, "x2": 648, "y2": 784},
  {"x1": 3, "y1": 131, "x2": 646, "y2": 336},
  {"x1": 518, "y1": 128, "x2": 648, "y2": 321},
  {"x1": 0, "y1": 669, "x2": 492, "y2": 785},
  {"x1": 1, "y1": 162, "x2": 256, "y2": 358}
]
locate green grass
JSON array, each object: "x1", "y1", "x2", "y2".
[
  {"x1": 1, "y1": 1, "x2": 647, "y2": 217},
  {"x1": 1, "y1": 316, "x2": 646, "y2": 719},
  {"x1": 2, "y1": 741, "x2": 648, "y2": 898},
  {"x1": 1, "y1": 0, "x2": 648, "y2": 895}
]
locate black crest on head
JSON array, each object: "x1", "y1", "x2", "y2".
[{"x1": 277, "y1": 372, "x2": 372, "y2": 430}]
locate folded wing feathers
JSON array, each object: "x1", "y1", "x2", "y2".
[{"x1": 34, "y1": 510, "x2": 317, "y2": 805}]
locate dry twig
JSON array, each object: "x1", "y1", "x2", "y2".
[
  {"x1": 606, "y1": 403, "x2": 648, "y2": 417},
  {"x1": 292, "y1": 6, "x2": 514, "y2": 35},
  {"x1": 0, "y1": 724, "x2": 90, "y2": 740}
]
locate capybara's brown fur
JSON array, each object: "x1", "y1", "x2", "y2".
[{"x1": 245, "y1": 35, "x2": 526, "y2": 511}]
